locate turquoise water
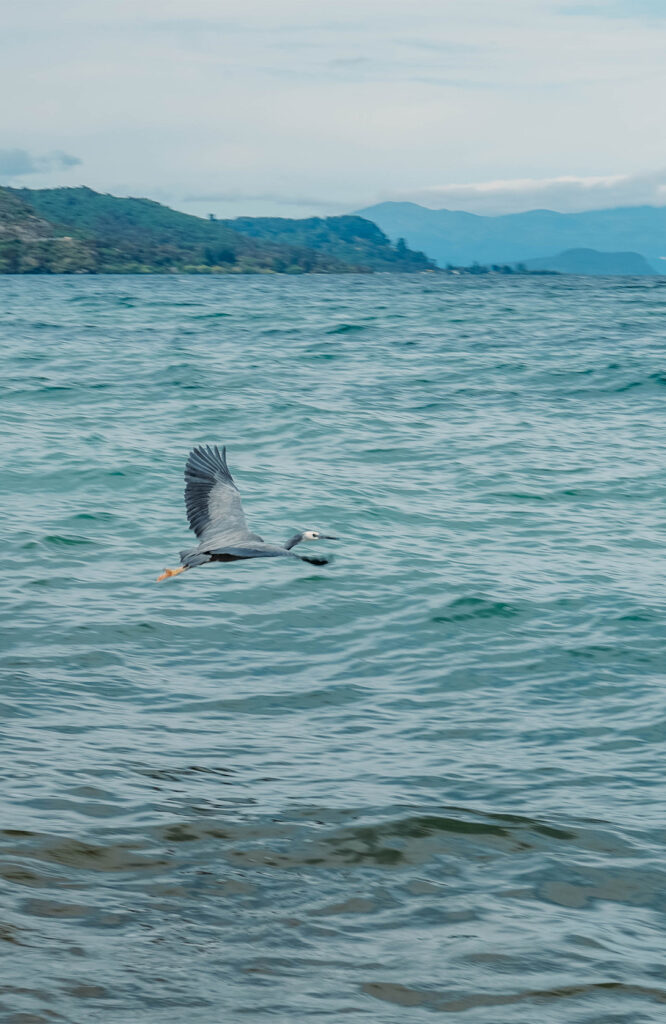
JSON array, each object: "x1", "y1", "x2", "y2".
[{"x1": 1, "y1": 273, "x2": 665, "y2": 1023}]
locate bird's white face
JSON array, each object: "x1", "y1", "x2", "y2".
[{"x1": 302, "y1": 530, "x2": 321, "y2": 541}]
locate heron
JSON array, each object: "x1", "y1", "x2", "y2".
[{"x1": 157, "y1": 445, "x2": 338, "y2": 581}]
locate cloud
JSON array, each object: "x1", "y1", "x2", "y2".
[
  {"x1": 560, "y1": 1, "x2": 666, "y2": 19},
  {"x1": 2, "y1": 2, "x2": 666, "y2": 218},
  {"x1": 386, "y1": 171, "x2": 666, "y2": 214},
  {"x1": 182, "y1": 190, "x2": 347, "y2": 211},
  {"x1": 52, "y1": 151, "x2": 82, "y2": 169},
  {"x1": 0, "y1": 148, "x2": 82, "y2": 178}
]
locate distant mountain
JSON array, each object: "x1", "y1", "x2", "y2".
[
  {"x1": 0, "y1": 186, "x2": 435, "y2": 274},
  {"x1": 523, "y1": 248, "x2": 655, "y2": 276},
  {"x1": 356, "y1": 201, "x2": 666, "y2": 272}
]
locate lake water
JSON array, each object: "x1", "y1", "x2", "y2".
[{"x1": 1, "y1": 273, "x2": 665, "y2": 1023}]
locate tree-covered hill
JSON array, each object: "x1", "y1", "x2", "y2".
[
  {"x1": 0, "y1": 188, "x2": 58, "y2": 241},
  {"x1": 0, "y1": 186, "x2": 435, "y2": 274},
  {"x1": 222, "y1": 214, "x2": 433, "y2": 271}
]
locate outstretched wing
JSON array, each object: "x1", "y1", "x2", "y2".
[{"x1": 184, "y1": 445, "x2": 260, "y2": 548}]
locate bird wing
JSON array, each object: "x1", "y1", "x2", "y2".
[{"x1": 184, "y1": 445, "x2": 262, "y2": 548}]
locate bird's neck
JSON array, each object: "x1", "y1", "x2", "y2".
[{"x1": 284, "y1": 533, "x2": 304, "y2": 550}]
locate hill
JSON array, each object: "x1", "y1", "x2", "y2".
[
  {"x1": 355, "y1": 201, "x2": 666, "y2": 272},
  {"x1": 0, "y1": 188, "x2": 58, "y2": 242},
  {"x1": 0, "y1": 186, "x2": 435, "y2": 274},
  {"x1": 220, "y1": 215, "x2": 432, "y2": 271},
  {"x1": 523, "y1": 248, "x2": 656, "y2": 276}
]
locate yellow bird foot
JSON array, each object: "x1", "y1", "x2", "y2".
[{"x1": 156, "y1": 566, "x2": 188, "y2": 582}]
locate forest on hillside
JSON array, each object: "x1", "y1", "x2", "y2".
[{"x1": 0, "y1": 187, "x2": 435, "y2": 274}]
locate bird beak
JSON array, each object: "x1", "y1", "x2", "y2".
[{"x1": 321, "y1": 535, "x2": 339, "y2": 540}]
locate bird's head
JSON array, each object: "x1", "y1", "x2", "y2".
[{"x1": 284, "y1": 529, "x2": 338, "y2": 550}]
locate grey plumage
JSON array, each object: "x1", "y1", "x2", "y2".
[
  {"x1": 184, "y1": 444, "x2": 264, "y2": 548},
  {"x1": 158, "y1": 445, "x2": 337, "y2": 580}
]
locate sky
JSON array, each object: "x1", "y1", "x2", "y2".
[{"x1": 1, "y1": 0, "x2": 666, "y2": 218}]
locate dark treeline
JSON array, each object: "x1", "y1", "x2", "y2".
[{"x1": 443, "y1": 261, "x2": 557, "y2": 275}]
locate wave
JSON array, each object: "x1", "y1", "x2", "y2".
[{"x1": 326, "y1": 322, "x2": 368, "y2": 334}]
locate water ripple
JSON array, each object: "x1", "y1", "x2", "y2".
[{"x1": 1, "y1": 274, "x2": 665, "y2": 1022}]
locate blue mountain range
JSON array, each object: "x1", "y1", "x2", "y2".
[{"x1": 355, "y1": 202, "x2": 666, "y2": 274}]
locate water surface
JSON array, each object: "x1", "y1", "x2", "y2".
[{"x1": 1, "y1": 273, "x2": 665, "y2": 1023}]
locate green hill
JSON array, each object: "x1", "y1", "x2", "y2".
[
  {"x1": 0, "y1": 188, "x2": 57, "y2": 241},
  {"x1": 0, "y1": 186, "x2": 435, "y2": 274},
  {"x1": 224, "y1": 215, "x2": 433, "y2": 271}
]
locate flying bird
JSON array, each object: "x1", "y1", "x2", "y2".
[{"x1": 157, "y1": 445, "x2": 337, "y2": 581}]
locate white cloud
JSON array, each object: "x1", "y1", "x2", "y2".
[
  {"x1": 181, "y1": 191, "x2": 347, "y2": 218},
  {"x1": 1, "y1": 1, "x2": 666, "y2": 216},
  {"x1": 386, "y1": 171, "x2": 666, "y2": 214}
]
